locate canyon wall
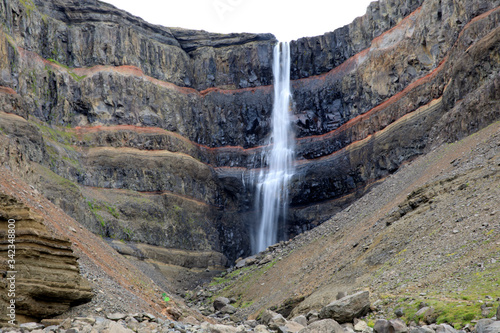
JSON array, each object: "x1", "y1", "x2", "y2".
[{"x1": 0, "y1": 0, "x2": 499, "y2": 262}]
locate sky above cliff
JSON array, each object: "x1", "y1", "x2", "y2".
[{"x1": 101, "y1": 0, "x2": 375, "y2": 41}]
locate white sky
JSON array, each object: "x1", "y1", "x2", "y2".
[{"x1": 100, "y1": 0, "x2": 376, "y2": 41}]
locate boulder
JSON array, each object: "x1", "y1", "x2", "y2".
[
  {"x1": 374, "y1": 319, "x2": 408, "y2": 333},
  {"x1": 268, "y1": 314, "x2": 287, "y2": 330},
  {"x1": 214, "y1": 297, "x2": 231, "y2": 311},
  {"x1": 206, "y1": 324, "x2": 240, "y2": 333},
  {"x1": 484, "y1": 321, "x2": 500, "y2": 333},
  {"x1": 436, "y1": 324, "x2": 457, "y2": 333},
  {"x1": 298, "y1": 319, "x2": 344, "y2": 333},
  {"x1": 282, "y1": 321, "x2": 306, "y2": 333},
  {"x1": 475, "y1": 319, "x2": 495, "y2": 333},
  {"x1": 354, "y1": 320, "x2": 370, "y2": 332},
  {"x1": 415, "y1": 307, "x2": 437, "y2": 324},
  {"x1": 107, "y1": 321, "x2": 134, "y2": 333},
  {"x1": 0, "y1": 194, "x2": 92, "y2": 323},
  {"x1": 292, "y1": 315, "x2": 308, "y2": 327},
  {"x1": 319, "y1": 291, "x2": 371, "y2": 323},
  {"x1": 220, "y1": 305, "x2": 237, "y2": 315},
  {"x1": 255, "y1": 325, "x2": 272, "y2": 333},
  {"x1": 261, "y1": 310, "x2": 286, "y2": 329},
  {"x1": 409, "y1": 327, "x2": 435, "y2": 333}
]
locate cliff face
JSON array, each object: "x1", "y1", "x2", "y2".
[{"x1": 0, "y1": 0, "x2": 499, "y2": 263}]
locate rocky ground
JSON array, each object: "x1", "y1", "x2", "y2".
[{"x1": 179, "y1": 121, "x2": 500, "y2": 331}]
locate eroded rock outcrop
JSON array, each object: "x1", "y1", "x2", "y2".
[{"x1": 0, "y1": 193, "x2": 92, "y2": 323}]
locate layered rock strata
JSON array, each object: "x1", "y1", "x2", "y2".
[
  {"x1": 0, "y1": 193, "x2": 93, "y2": 323},
  {"x1": 0, "y1": 0, "x2": 499, "y2": 262}
]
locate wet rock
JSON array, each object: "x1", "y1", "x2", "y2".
[{"x1": 319, "y1": 291, "x2": 371, "y2": 323}]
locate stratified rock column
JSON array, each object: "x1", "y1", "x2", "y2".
[{"x1": 0, "y1": 193, "x2": 92, "y2": 324}]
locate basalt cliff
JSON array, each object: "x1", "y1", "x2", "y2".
[{"x1": 0, "y1": 0, "x2": 499, "y2": 293}]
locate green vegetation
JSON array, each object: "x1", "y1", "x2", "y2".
[
  {"x1": 400, "y1": 298, "x2": 495, "y2": 329},
  {"x1": 47, "y1": 58, "x2": 86, "y2": 82},
  {"x1": 87, "y1": 199, "x2": 120, "y2": 230},
  {"x1": 19, "y1": 0, "x2": 36, "y2": 15},
  {"x1": 31, "y1": 120, "x2": 77, "y2": 146}
]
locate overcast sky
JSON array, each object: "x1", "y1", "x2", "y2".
[{"x1": 100, "y1": 0, "x2": 376, "y2": 41}]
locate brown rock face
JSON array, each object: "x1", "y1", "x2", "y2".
[
  {"x1": 0, "y1": 0, "x2": 499, "y2": 263},
  {"x1": 0, "y1": 193, "x2": 92, "y2": 323}
]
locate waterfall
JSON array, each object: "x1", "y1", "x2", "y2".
[{"x1": 252, "y1": 41, "x2": 294, "y2": 254}]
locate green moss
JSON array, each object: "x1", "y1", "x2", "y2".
[
  {"x1": 37, "y1": 165, "x2": 80, "y2": 196},
  {"x1": 19, "y1": 0, "x2": 36, "y2": 15},
  {"x1": 31, "y1": 121, "x2": 77, "y2": 146},
  {"x1": 48, "y1": 58, "x2": 86, "y2": 82}
]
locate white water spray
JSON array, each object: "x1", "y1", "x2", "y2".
[{"x1": 252, "y1": 41, "x2": 294, "y2": 253}]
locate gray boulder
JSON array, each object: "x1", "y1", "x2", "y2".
[
  {"x1": 476, "y1": 319, "x2": 495, "y2": 333},
  {"x1": 298, "y1": 319, "x2": 344, "y2": 333},
  {"x1": 436, "y1": 324, "x2": 457, "y2": 333},
  {"x1": 220, "y1": 305, "x2": 237, "y2": 314},
  {"x1": 374, "y1": 319, "x2": 408, "y2": 333},
  {"x1": 416, "y1": 307, "x2": 437, "y2": 324},
  {"x1": 214, "y1": 297, "x2": 231, "y2": 311},
  {"x1": 292, "y1": 315, "x2": 308, "y2": 327},
  {"x1": 483, "y1": 321, "x2": 500, "y2": 333},
  {"x1": 410, "y1": 327, "x2": 435, "y2": 333},
  {"x1": 261, "y1": 310, "x2": 287, "y2": 330},
  {"x1": 319, "y1": 291, "x2": 371, "y2": 324}
]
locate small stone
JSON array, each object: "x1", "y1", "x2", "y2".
[
  {"x1": 395, "y1": 308, "x2": 404, "y2": 317},
  {"x1": 354, "y1": 320, "x2": 369, "y2": 332},
  {"x1": 260, "y1": 254, "x2": 273, "y2": 265},
  {"x1": 143, "y1": 313, "x2": 156, "y2": 321},
  {"x1": 220, "y1": 304, "x2": 237, "y2": 314},
  {"x1": 19, "y1": 323, "x2": 44, "y2": 331},
  {"x1": 69, "y1": 226, "x2": 77, "y2": 233}
]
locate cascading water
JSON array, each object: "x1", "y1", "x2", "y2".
[{"x1": 252, "y1": 41, "x2": 294, "y2": 254}]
